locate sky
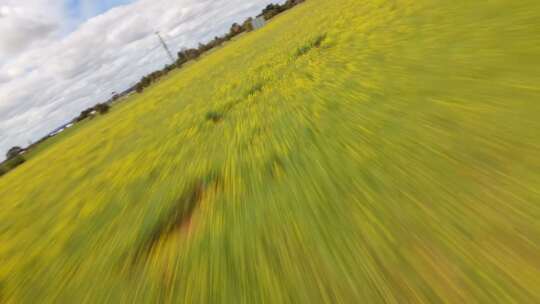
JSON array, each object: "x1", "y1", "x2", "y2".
[{"x1": 0, "y1": 0, "x2": 281, "y2": 158}]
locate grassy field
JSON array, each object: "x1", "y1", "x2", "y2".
[{"x1": 1, "y1": 0, "x2": 540, "y2": 302}]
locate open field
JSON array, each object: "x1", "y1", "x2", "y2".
[{"x1": 1, "y1": 0, "x2": 540, "y2": 302}]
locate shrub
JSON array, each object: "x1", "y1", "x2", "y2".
[
  {"x1": 95, "y1": 103, "x2": 110, "y2": 114},
  {"x1": 6, "y1": 146, "x2": 23, "y2": 160},
  {"x1": 295, "y1": 33, "x2": 327, "y2": 57},
  {"x1": 246, "y1": 82, "x2": 265, "y2": 96},
  {"x1": 8, "y1": 155, "x2": 25, "y2": 168},
  {"x1": 206, "y1": 111, "x2": 223, "y2": 123},
  {"x1": 0, "y1": 155, "x2": 26, "y2": 177}
]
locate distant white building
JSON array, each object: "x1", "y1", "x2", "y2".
[{"x1": 251, "y1": 16, "x2": 266, "y2": 30}]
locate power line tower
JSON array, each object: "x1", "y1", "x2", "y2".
[{"x1": 155, "y1": 31, "x2": 175, "y2": 64}]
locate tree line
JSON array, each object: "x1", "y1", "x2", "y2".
[
  {"x1": 1, "y1": 102, "x2": 111, "y2": 167},
  {"x1": 73, "y1": 103, "x2": 110, "y2": 122}
]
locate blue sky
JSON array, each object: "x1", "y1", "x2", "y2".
[
  {"x1": 66, "y1": 0, "x2": 134, "y2": 16},
  {"x1": 65, "y1": 0, "x2": 135, "y2": 30}
]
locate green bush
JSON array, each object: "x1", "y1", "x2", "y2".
[
  {"x1": 95, "y1": 103, "x2": 110, "y2": 114},
  {"x1": 295, "y1": 33, "x2": 327, "y2": 57},
  {"x1": 0, "y1": 155, "x2": 26, "y2": 177},
  {"x1": 205, "y1": 111, "x2": 223, "y2": 123}
]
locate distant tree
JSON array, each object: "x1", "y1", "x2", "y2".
[
  {"x1": 242, "y1": 17, "x2": 254, "y2": 32},
  {"x1": 177, "y1": 47, "x2": 189, "y2": 64},
  {"x1": 197, "y1": 42, "x2": 210, "y2": 53},
  {"x1": 6, "y1": 146, "x2": 24, "y2": 160},
  {"x1": 111, "y1": 92, "x2": 120, "y2": 101},
  {"x1": 185, "y1": 48, "x2": 201, "y2": 60},
  {"x1": 163, "y1": 64, "x2": 175, "y2": 73},
  {"x1": 95, "y1": 103, "x2": 110, "y2": 114},
  {"x1": 75, "y1": 108, "x2": 93, "y2": 122},
  {"x1": 284, "y1": 0, "x2": 305, "y2": 8},
  {"x1": 230, "y1": 23, "x2": 242, "y2": 35}
]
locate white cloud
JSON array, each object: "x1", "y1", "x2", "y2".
[
  {"x1": 0, "y1": 0, "x2": 283, "y2": 158},
  {"x1": 0, "y1": 0, "x2": 65, "y2": 56}
]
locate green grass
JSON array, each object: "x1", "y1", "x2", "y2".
[
  {"x1": 0, "y1": 156, "x2": 26, "y2": 177},
  {"x1": 22, "y1": 122, "x2": 84, "y2": 161},
  {"x1": 1, "y1": 0, "x2": 540, "y2": 302}
]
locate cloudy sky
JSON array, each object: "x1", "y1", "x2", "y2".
[{"x1": 0, "y1": 0, "x2": 280, "y2": 158}]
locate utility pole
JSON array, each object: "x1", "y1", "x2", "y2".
[{"x1": 155, "y1": 31, "x2": 175, "y2": 64}]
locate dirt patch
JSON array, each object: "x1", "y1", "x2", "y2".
[{"x1": 132, "y1": 175, "x2": 221, "y2": 265}]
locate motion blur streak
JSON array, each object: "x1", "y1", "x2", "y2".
[{"x1": 0, "y1": 0, "x2": 539, "y2": 302}]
